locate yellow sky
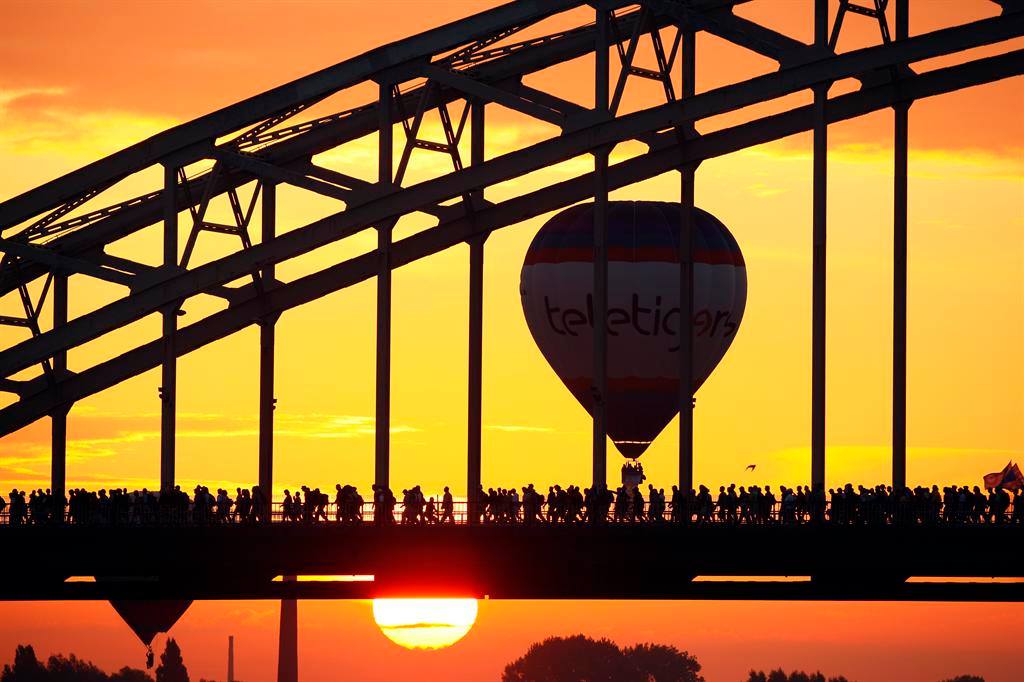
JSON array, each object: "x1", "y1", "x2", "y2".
[
  {"x1": 0, "y1": 4, "x2": 1023, "y2": 682},
  {"x1": 0, "y1": 1, "x2": 1020, "y2": 500}
]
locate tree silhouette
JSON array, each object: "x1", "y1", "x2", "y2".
[
  {"x1": 940, "y1": 677, "x2": 985, "y2": 682},
  {"x1": 1, "y1": 646, "x2": 151, "y2": 682},
  {"x1": 1, "y1": 645, "x2": 47, "y2": 682},
  {"x1": 109, "y1": 669, "x2": 153, "y2": 682},
  {"x1": 622, "y1": 644, "x2": 703, "y2": 682},
  {"x1": 747, "y1": 670, "x2": 849, "y2": 682},
  {"x1": 503, "y1": 635, "x2": 636, "y2": 682},
  {"x1": 154, "y1": 641, "x2": 188, "y2": 682},
  {"x1": 43, "y1": 655, "x2": 107, "y2": 682},
  {"x1": 502, "y1": 635, "x2": 704, "y2": 682}
]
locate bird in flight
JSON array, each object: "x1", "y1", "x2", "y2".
[{"x1": 745, "y1": 464, "x2": 757, "y2": 471}]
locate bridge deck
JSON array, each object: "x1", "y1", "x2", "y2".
[{"x1": 3, "y1": 523, "x2": 1021, "y2": 601}]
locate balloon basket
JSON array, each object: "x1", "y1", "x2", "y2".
[{"x1": 621, "y1": 461, "x2": 646, "y2": 489}]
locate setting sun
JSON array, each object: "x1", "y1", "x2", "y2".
[{"x1": 371, "y1": 599, "x2": 479, "y2": 650}]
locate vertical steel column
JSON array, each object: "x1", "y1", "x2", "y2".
[
  {"x1": 277, "y1": 577, "x2": 298, "y2": 682},
  {"x1": 811, "y1": 0, "x2": 828, "y2": 490},
  {"x1": 592, "y1": 7, "x2": 610, "y2": 491},
  {"x1": 678, "y1": 28, "x2": 696, "y2": 494},
  {"x1": 893, "y1": 0, "x2": 909, "y2": 490},
  {"x1": 266, "y1": 181, "x2": 293, "y2": 682},
  {"x1": 259, "y1": 181, "x2": 277, "y2": 507},
  {"x1": 160, "y1": 164, "x2": 178, "y2": 491},
  {"x1": 51, "y1": 272, "x2": 68, "y2": 503},
  {"x1": 375, "y1": 82, "x2": 393, "y2": 490},
  {"x1": 467, "y1": 99, "x2": 485, "y2": 521}
]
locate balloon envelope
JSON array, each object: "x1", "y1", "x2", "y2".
[
  {"x1": 108, "y1": 598, "x2": 192, "y2": 647},
  {"x1": 520, "y1": 201, "x2": 746, "y2": 459}
]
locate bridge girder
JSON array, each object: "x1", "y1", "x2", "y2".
[
  {"x1": 3, "y1": 523, "x2": 1022, "y2": 602},
  {"x1": 0, "y1": 3, "x2": 792, "y2": 298},
  {"x1": 0, "y1": 47, "x2": 1019, "y2": 437},
  {"x1": 0, "y1": 12, "x2": 1020, "y2": 381}
]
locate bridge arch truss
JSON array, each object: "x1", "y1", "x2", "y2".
[{"x1": 0, "y1": 0, "x2": 1021, "y2": 502}]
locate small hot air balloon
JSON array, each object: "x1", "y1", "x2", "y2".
[
  {"x1": 520, "y1": 201, "x2": 746, "y2": 460},
  {"x1": 107, "y1": 598, "x2": 192, "y2": 667}
]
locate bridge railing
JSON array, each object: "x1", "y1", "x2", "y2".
[{"x1": 0, "y1": 497, "x2": 1018, "y2": 527}]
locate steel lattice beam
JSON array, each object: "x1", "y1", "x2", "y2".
[
  {"x1": 0, "y1": 1, "x2": 748, "y2": 236},
  {"x1": 0, "y1": 12, "x2": 1019, "y2": 382},
  {"x1": 0, "y1": 48, "x2": 1018, "y2": 436},
  {"x1": 0, "y1": 4, "x2": 672, "y2": 297},
  {"x1": 0, "y1": 0, "x2": 600, "y2": 230}
]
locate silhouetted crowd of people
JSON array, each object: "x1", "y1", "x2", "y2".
[
  {"x1": 0, "y1": 485, "x2": 272, "y2": 526},
  {"x1": 1, "y1": 482, "x2": 1021, "y2": 526}
]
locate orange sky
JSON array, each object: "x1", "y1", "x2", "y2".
[{"x1": 0, "y1": 1, "x2": 1021, "y2": 680}]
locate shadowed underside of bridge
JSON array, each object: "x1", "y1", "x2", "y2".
[
  {"x1": 2, "y1": 524, "x2": 1023, "y2": 601},
  {"x1": 0, "y1": 1, "x2": 1021, "y2": 603}
]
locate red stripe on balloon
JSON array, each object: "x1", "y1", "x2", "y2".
[{"x1": 523, "y1": 247, "x2": 741, "y2": 266}]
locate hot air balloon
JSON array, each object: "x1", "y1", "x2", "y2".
[
  {"x1": 107, "y1": 597, "x2": 192, "y2": 667},
  {"x1": 520, "y1": 200, "x2": 746, "y2": 462}
]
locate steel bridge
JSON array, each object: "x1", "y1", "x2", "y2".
[
  {"x1": 3, "y1": 522, "x2": 1023, "y2": 602},
  {"x1": 0, "y1": 0, "x2": 1021, "y2": 605}
]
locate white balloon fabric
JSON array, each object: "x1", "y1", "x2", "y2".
[{"x1": 520, "y1": 201, "x2": 746, "y2": 459}]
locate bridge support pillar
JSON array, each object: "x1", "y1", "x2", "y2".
[
  {"x1": 811, "y1": 0, "x2": 829, "y2": 491},
  {"x1": 51, "y1": 271, "x2": 68, "y2": 507},
  {"x1": 678, "y1": 27, "x2": 696, "y2": 495},
  {"x1": 277, "y1": 577, "x2": 298, "y2": 682},
  {"x1": 591, "y1": 5, "x2": 609, "y2": 492},
  {"x1": 892, "y1": 0, "x2": 909, "y2": 491},
  {"x1": 160, "y1": 163, "x2": 178, "y2": 491},
  {"x1": 375, "y1": 81, "x2": 393, "y2": 491},
  {"x1": 260, "y1": 181, "x2": 277, "y2": 512},
  {"x1": 467, "y1": 99, "x2": 485, "y2": 523}
]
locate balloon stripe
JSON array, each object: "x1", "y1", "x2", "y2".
[{"x1": 524, "y1": 247, "x2": 742, "y2": 265}]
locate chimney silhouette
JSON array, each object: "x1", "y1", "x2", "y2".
[{"x1": 227, "y1": 635, "x2": 234, "y2": 682}]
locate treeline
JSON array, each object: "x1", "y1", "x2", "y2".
[
  {"x1": 502, "y1": 634, "x2": 987, "y2": 682},
  {"x1": 502, "y1": 634, "x2": 704, "y2": 682},
  {"x1": 2, "y1": 637, "x2": 988, "y2": 682},
  {"x1": 0, "y1": 640, "x2": 231, "y2": 682},
  {"x1": 746, "y1": 672, "x2": 850, "y2": 682},
  {"x1": 749, "y1": 671, "x2": 987, "y2": 675},
  {"x1": 1, "y1": 644, "x2": 151, "y2": 682}
]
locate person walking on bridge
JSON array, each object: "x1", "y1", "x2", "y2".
[{"x1": 441, "y1": 486, "x2": 455, "y2": 524}]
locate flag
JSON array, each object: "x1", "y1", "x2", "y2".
[
  {"x1": 1003, "y1": 463, "x2": 1024, "y2": 491},
  {"x1": 983, "y1": 461, "x2": 1023, "y2": 491}
]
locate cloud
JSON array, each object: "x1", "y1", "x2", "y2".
[
  {"x1": 0, "y1": 87, "x2": 68, "y2": 113},
  {"x1": 0, "y1": 85, "x2": 176, "y2": 160},
  {"x1": 0, "y1": 410, "x2": 420, "y2": 478},
  {"x1": 746, "y1": 182, "x2": 787, "y2": 198},
  {"x1": 485, "y1": 424, "x2": 555, "y2": 433},
  {"x1": 276, "y1": 413, "x2": 420, "y2": 439}
]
